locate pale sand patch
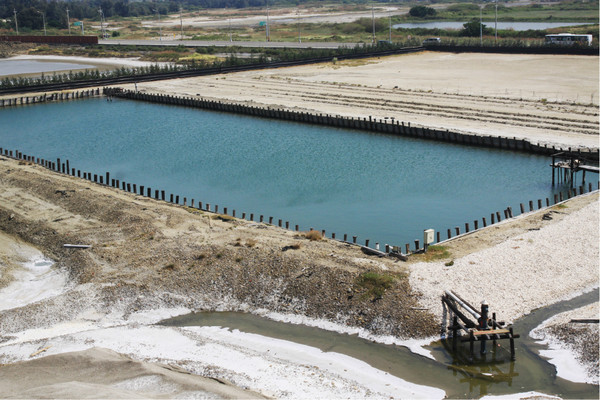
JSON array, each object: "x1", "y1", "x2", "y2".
[
  {"x1": 0, "y1": 347, "x2": 264, "y2": 399},
  {"x1": 409, "y1": 193, "x2": 599, "y2": 324}
]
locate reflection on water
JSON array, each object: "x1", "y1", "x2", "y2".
[{"x1": 161, "y1": 289, "x2": 599, "y2": 398}]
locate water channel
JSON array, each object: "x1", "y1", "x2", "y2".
[
  {"x1": 392, "y1": 21, "x2": 591, "y2": 30},
  {"x1": 160, "y1": 289, "x2": 599, "y2": 398},
  {"x1": 1, "y1": 97, "x2": 595, "y2": 247}
]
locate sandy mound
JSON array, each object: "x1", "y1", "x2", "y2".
[{"x1": 0, "y1": 347, "x2": 264, "y2": 399}]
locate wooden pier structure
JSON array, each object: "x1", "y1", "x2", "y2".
[
  {"x1": 551, "y1": 152, "x2": 599, "y2": 187},
  {"x1": 442, "y1": 291, "x2": 520, "y2": 361}
]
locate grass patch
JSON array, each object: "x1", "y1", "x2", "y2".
[
  {"x1": 554, "y1": 203, "x2": 568, "y2": 209},
  {"x1": 420, "y1": 245, "x2": 451, "y2": 262},
  {"x1": 304, "y1": 230, "x2": 322, "y2": 241},
  {"x1": 355, "y1": 272, "x2": 395, "y2": 300},
  {"x1": 215, "y1": 214, "x2": 236, "y2": 222}
]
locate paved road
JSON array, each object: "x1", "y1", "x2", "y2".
[{"x1": 99, "y1": 39, "x2": 362, "y2": 49}]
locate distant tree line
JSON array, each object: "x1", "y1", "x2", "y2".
[
  {"x1": 0, "y1": 41, "x2": 402, "y2": 90},
  {"x1": 0, "y1": 0, "x2": 389, "y2": 32}
]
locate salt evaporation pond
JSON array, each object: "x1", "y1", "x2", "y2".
[{"x1": 0, "y1": 97, "x2": 594, "y2": 247}]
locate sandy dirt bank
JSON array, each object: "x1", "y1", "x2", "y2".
[
  {"x1": 531, "y1": 301, "x2": 599, "y2": 385},
  {"x1": 0, "y1": 347, "x2": 263, "y2": 399},
  {"x1": 129, "y1": 52, "x2": 599, "y2": 151}
]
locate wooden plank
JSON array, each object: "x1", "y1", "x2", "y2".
[{"x1": 472, "y1": 328, "x2": 510, "y2": 336}]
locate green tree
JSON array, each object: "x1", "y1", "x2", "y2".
[
  {"x1": 461, "y1": 19, "x2": 491, "y2": 37},
  {"x1": 409, "y1": 5, "x2": 437, "y2": 18}
]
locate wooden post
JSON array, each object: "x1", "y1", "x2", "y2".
[
  {"x1": 405, "y1": 243, "x2": 410, "y2": 254},
  {"x1": 352, "y1": 236, "x2": 357, "y2": 244},
  {"x1": 437, "y1": 231, "x2": 441, "y2": 243},
  {"x1": 176, "y1": 195, "x2": 180, "y2": 204},
  {"x1": 529, "y1": 200, "x2": 534, "y2": 211},
  {"x1": 414, "y1": 239, "x2": 419, "y2": 251},
  {"x1": 469, "y1": 330, "x2": 475, "y2": 358},
  {"x1": 344, "y1": 234, "x2": 347, "y2": 241},
  {"x1": 447, "y1": 228, "x2": 451, "y2": 239},
  {"x1": 520, "y1": 203, "x2": 525, "y2": 214},
  {"x1": 161, "y1": 191, "x2": 165, "y2": 201},
  {"x1": 546, "y1": 198, "x2": 550, "y2": 207},
  {"x1": 496, "y1": 211, "x2": 501, "y2": 222},
  {"x1": 242, "y1": 212, "x2": 246, "y2": 219},
  {"x1": 465, "y1": 223, "x2": 469, "y2": 233},
  {"x1": 455, "y1": 227, "x2": 460, "y2": 236},
  {"x1": 260, "y1": 215, "x2": 264, "y2": 223},
  {"x1": 509, "y1": 327, "x2": 516, "y2": 361},
  {"x1": 551, "y1": 154, "x2": 555, "y2": 186},
  {"x1": 474, "y1": 220, "x2": 479, "y2": 230},
  {"x1": 332, "y1": 232, "x2": 335, "y2": 239},
  {"x1": 452, "y1": 315, "x2": 458, "y2": 351},
  {"x1": 491, "y1": 213, "x2": 495, "y2": 224},
  {"x1": 223, "y1": 207, "x2": 227, "y2": 215},
  {"x1": 537, "y1": 199, "x2": 542, "y2": 209},
  {"x1": 365, "y1": 239, "x2": 370, "y2": 247},
  {"x1": 215, "y1": 205, "x2": 218, "y2": 213},
  {"x1": 286, "y1": 221, "x2": 289, "y2": 229}
]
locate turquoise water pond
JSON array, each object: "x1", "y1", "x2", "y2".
[{"x1": 0, "y1": 97, "x2": 592, "y2": 247}]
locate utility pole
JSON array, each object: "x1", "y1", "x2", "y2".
[
  {"x1": 99, "y1": 7, "x2": 105, "y2": 39},
  {"x1": 479, "y1": 5, "x2": 483, "y2": 46},
  {"x1": 67, "y1": 8, "x2": 71, "y2": 35},
  {"x1": 371, "y1": 3, "x2": 375, "y2": 44},
  {"x1": 495, "y1": 0, "x2": 498, "y2": 44},
  {"x1": 297, "y1": 8, "x2": 301, "y2": 43},
  {"x1": 37, "y1": 10, "x2": 47, "y2": 36},
  {"x1": 157, "y1": 9, "x2": 162, "y2": 41},
  {"x1": 13, "y1": 8, "x2": 18, "y2": 35},
  {"x1": 180, "y1": 6, "x2": 183, "y2": 40},
  {"x1": 266, "y1": 0, "x2": 270, "y2": 42}
]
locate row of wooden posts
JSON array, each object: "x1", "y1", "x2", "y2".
[
  {"x1": 0, "y1": 89, "x2": 101, "y2": 107},
  {"x1": 3, "y1": 146, "x2": 598, "y2": 257},
  {"x1": 104, "y1": 87, "x2": 600, "y2": 161},
  {"x1": 431, "y1": 181, "x2": 600, "y2": 250}
]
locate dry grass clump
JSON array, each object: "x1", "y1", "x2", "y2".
[{"x1": 304, "y1": 230, "x2": 322, "y2": 241}]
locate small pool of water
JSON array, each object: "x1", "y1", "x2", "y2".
[
  {"x1": 392, "y1": 21, "x2": 590, "y2": 31},
  {"x1": 0, "y1": 59, "x2": 96, "y2": 77},
  {"x1": 160, "y1": 289, "x2": 599, "y2": 398}
]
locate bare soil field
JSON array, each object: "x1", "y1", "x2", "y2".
[{"x1": 130, "y1": 51, "x2": 599, "y2": 151}]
